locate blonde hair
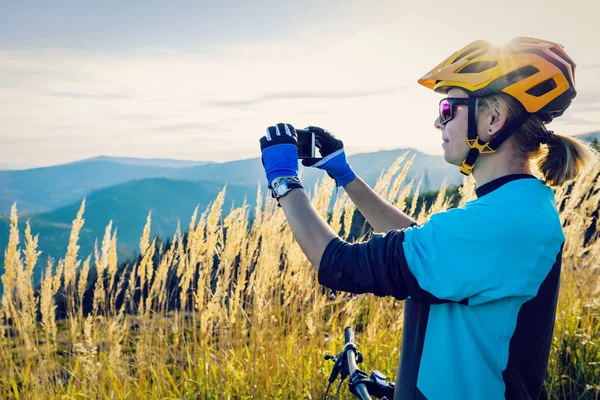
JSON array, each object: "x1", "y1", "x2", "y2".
[{"x1": 478, "y1": 93, "x2": 599, "y2": 186}]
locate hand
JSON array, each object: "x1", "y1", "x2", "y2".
[
  {"x1": 260, "y1": 123, "x2": 300, "y2": 186},
  {"x1": 301, "y1": 126, "x2": 356, "y2": 187}
]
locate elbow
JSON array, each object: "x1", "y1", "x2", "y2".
[
  {"x1": 310, "y1": 236, "x2": 340, "y2": 271},
  {"x1": 309, "y1": 254, "x2": 322, "y2": 271}
]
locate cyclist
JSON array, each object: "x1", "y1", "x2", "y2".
[{"x1": 259, "y1": 37, "x2": 597, "y2": 399}]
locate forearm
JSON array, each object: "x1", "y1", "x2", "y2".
[
  {"x1": 278, "y1": 188, "x2": 338, "y2": 269},
  {"x1": 343, "y1": 176, "x2": 416, "y2": 233}
]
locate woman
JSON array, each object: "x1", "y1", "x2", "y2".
[{"x1": 259, "y1": 37, "x2": 597, "y2": 400}]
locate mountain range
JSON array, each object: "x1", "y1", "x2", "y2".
[
  {"x1": 0, "y1": 157, "x2": 211, "y2": 214},
  {"x1": 0, "y1": 147, "x2": 460, "y2": 283},
  {"x1": 1, "y1": 131, "x2": 597, "y2": 286},
  {"x1": 0, "y1": 150, "x2": 461, "y2": 215}
]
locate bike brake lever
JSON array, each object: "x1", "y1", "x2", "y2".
[{"x1": 326, "y1": 351, "x2": 345, "y2": 383}]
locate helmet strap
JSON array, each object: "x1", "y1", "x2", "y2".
[
  {"x1": 460, "y1": 98, "x2": 480, "y2": 175},
  {"x1": 488, "y1": 112, "x2": 530, "y2": 149},
  {"x1": 460, "y1": 97, "x2": 530, "y2": 176}
]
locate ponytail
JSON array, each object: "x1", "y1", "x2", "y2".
[
  {"x1": 478, "y1": 93, "x2": 599, "y2": 187},
  {"x1": 536, "y1": 133, "x2": 598, "y2": 187}
]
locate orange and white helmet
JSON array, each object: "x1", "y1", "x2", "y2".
[
  {"x1": 418, "y1": 37, "x2": 576, "y2": 175},
  {"x1": 419, "y1": 37, "x2": 576, "y2": 122}
]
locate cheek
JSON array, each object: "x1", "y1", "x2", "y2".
[
  {"x1": 446, "y1": 119, "x2": 467, "y2": 142},
  {"x1": 444, "y1": 119, "x2": 470, "y2": 162},
  {"x1": 446, "y1": 107, "x2": 468, "y2": 141}
]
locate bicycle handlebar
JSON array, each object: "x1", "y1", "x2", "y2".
[
  {"x1": 344, "y1": 326, "x2": 355, "y2": 344},
  {"x1": 324, "y1": 326, "x2": 395, "y2": 400},
  {"x1": 344, "y1": 327, "x2": 373, "y2": 400}
]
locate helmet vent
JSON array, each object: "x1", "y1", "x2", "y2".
[
  {"x1": 526, "y1": 78, "x2": 558, "y2": 97},
  {"x1": 466, "y1": 50, "x2": 486, "y2": 61},
  {"x1": 504, "y1": 65, "x2": 540, "y2": 84},
  {"x1": 457, "y1": 61, "x2": 498, "y2": 74},
  {"x1": 453, "y1": 47, "x2": 480, "y2": 63}
]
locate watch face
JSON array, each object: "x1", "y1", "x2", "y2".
[{"x1": 276, "y1": 183, "x2": 288, "y2": 196}]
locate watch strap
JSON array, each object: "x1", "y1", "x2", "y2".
[{"x1": 270, "y1": 176, "x2": 303, "y2": 204}]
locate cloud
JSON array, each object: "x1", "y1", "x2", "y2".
[
  {"x1": 119, "y1": 114, "x2": 165, "y2": 121},
  {"x1": 148, "y1": 122, "x2": 228, "y2": 133},
  {"x1": 571, "y1": 103, "x2": 600, "y2": 113},
  {"x1": 146, "y1": 117, "x2": 250, "y2": 133},
  {"x1": 580, "y1": 63, "x2": 600, "y2": 71},
  {"x1": 572, "y1": 91, "x2": 600, "y2": 108},
  {"x1": 48, "y1": 91, "x2": 132, "y2": 99},
  {"x1": 557, "y1": 114, "x2": 600, "y2": 126},
  {"x1": 1, "y1": 66, "x2": 71, "y2": 79},
  {"x1": 206, "y1": 86, "x2": 408, "y2": 107},
  {"x1": 3, "y1": 133, "x2": 81, "y2": 145}
]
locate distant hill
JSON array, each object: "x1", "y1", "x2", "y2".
[
  {"x1": 80, "y1": 156, "x2": 212, "y2": 168},
  {"x1": 338, "y1": 149, "x2": 462, "y2": 191},
  {"x1": 0, "y1": 163, "x2": 37, "y2": 171},
  {"x1": 0, "y1": 150, "x2": 461, "y2": 215},
  {"x1": 0, "y1": 178, "x2": 257, "y2": 284},
  {"x1": 167, "y1": 148, "x2": 463, "y2": 192},
  {"x1": 0, "y1": 159, "x2": 180, "y2": 214},
  {"x1": 575, "y1": 131, "x2": 600, "y2": 143}
]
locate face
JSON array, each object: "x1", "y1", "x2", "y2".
[{"x1": 434, "y1": 88, "x2": 470, "y2": 167}]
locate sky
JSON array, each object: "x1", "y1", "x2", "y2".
[{"x1": 1, "y1": 0, "x2": 600, "y2": 169}]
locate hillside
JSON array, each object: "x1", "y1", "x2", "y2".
[
  {"x1": 81, "y1": 156, "x2": 212, "y2": 168},
  {"x1": 0, "y1": 149, "x2": 461, "y2": 215},
  {"x1": 0, "y1": 159, "x2": 179, "y2": 214},
  {"x1": 0, "y1": 178, "x2": 256, "y2": 284},
  {"x1": 168, "y1": 148, "x2": 463, "y2": 191},
  {"x1": 576, "y1": 131, "x2": 600, "y2": 143}
]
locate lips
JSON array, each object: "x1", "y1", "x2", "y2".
[{"x1": 442, "y1": 137, "x2": 449, "y2": 143}]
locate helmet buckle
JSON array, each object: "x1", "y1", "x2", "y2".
[
  {"x1": 460, "y1": 160, "x2": 475, "y2": 176},
  {"x1": 467, "y1": 138, "x2": 496, "y2": 154}
]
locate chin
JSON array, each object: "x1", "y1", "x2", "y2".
[
  {"x1": 443, "y1": 147, "x2": 469, "y2": 167},
  {"x1": 443, "y1": 151, "x2": 461, "y2": 167}
]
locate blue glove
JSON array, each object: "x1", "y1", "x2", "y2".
[
  {"x1": 259, "y1": 123, "x2": 299, "y2": 186},
  {"x1": 301, "y1": 126, "x2": 356, "y2": 187}
]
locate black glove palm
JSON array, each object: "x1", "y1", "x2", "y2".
[
  {"x1": 300, "y1": 126, "x2": 356, "y2": 187},
  {"x1": 301, "y1": 126, "x2": 344, "y2": 167}
]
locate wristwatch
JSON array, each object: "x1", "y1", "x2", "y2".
[{"x1": 270, "y1": 176, "x2": 303, "y2": 200}]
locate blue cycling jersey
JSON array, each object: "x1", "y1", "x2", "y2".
[{"x1": 318, "y1": 174, "x2": 565, "y2": 400}]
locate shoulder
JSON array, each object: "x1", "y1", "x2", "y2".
[
  {"x1": 404, "y1": 178, "x2": 564, "y2": 245},
  {"x1": 478, "y1": 178, "x2": 564, "y2": 236}
]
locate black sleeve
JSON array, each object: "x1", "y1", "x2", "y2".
[
  {"x1": 318, "y1": 229, "x2": 466, "y2": 304},
  {"x1": 318, "y1": 230, "x2": 410, "y2": 300}
]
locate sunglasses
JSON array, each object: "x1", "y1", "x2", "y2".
[{"x1": 439, "y1": 97, "x2": 470, "y2": 124}]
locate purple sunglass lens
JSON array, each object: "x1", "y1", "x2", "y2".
[{"x1": 440, "y1": 100, "x2": 452, "y2": 123}]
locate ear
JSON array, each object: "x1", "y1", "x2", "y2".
[{"x1": 486, "y1": 105, "x2": 507, "y2": 137}]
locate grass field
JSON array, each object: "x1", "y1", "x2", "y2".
[{"x1": 1, "y1": 155, "x2": 599, "y2": 399}]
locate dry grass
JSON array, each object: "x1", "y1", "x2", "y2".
[{"x1": 1, "y1": 154, "x2": 599, "y2": 399}]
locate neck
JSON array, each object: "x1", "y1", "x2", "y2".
[{"x1": 471, "y1": 146, "x2": 532, "y2": 187}]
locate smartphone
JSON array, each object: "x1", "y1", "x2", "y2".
[{"x1": 296, "y1": 129, "x2": 316, "y2": 159}]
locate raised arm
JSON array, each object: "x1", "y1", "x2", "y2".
[
  {"x1": 343, "y1": 176, "x2": 416, "y2": 232},
  {"x1": 260, "y1": 124, "x2": 456, "y2": 303},
  {"x1": 259, "y1": 123, "x2": 435, "y2": 302},
  {"x1": 278, "y1": 188, "x2": 337, "y2": 268},
  {"x1": 259, "y1": 123, "x2": 415, "y2": 270},
  {"x1": 259, "y1": 123, "x2": 337, "y2": 268},
  {"x1": 302, "y1": 126, "x2": 416, "y2": 232}
]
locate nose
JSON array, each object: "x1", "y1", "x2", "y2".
[{"x1": 434, "y1": 117, "x2": 443, "y2": 130}]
